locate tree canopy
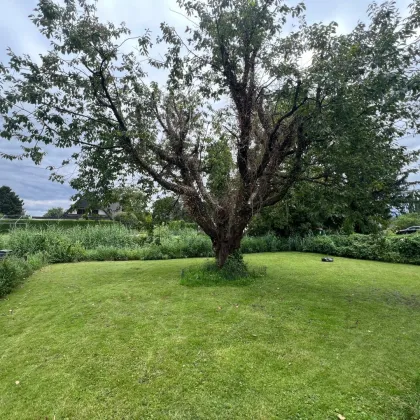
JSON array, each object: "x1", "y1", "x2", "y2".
[
  {"x1": 0, "y1": 186, "x2": 24, "y2": 216},
  {"x1": 1, "y1": 0, "x2": 419, "y2": 266},
  {"x1": 152, "y1": 196, "x2": 188, "y2": 224},
  {"x1": 43, "y1": 207, "x2": 64, "y2": 218}
]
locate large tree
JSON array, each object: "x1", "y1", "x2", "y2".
[
  {"x1": 0, "y1": 186, "x2": 24, "y2": 216},
  {"x1": 0, "y1": 0, "x2": 419, "y2": 266}
]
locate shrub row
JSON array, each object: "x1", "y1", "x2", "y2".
[{"x1": 298, "y1": 234, "x2": 420, "y2": 264}]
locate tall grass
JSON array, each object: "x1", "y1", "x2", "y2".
[
  {"x1": 6, "y1": 225, "x2": 420, "y2": 266},
  {"x1": 0, "y1": 253, "x2": 48, "y2": 298},
  {"x1": 0, "y1": 234, "x2": 9, "y2": 250},
  {"x1": 8, "y1": 224, "x2": 140, "y2": 256}
]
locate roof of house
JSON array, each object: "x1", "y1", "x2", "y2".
[{"x1": 64, "y1": 198, "x2": 120, "y2": 214}]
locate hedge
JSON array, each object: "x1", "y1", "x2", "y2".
[{"x1": 300, "y1": 233, "x2": 420, "y2": 265}]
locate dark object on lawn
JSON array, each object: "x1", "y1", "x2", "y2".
[
  {"x1": 396, "y1": 226, "x2": 420, "y2": 235},
  {"x1": 322, "y1": 257, "x2": 334, "y2": 262},
  {"x1": 0, "y1": 250, "x2": 12, "y2": 259}
]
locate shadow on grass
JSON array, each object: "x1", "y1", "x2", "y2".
[{"x1": 179, "y1": 260, "x2": 267, "y2": 287}]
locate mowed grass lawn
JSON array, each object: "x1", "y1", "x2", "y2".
[{"x1": 1, "y1": 253, "x2": 419, "y2": 419}]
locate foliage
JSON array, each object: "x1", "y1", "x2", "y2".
[
  {"x1": 113, "y1": 211, "x2": 139, "y2": 229},
  {"x1": 0, "y1": 186, "x2": 24, "y2": 216},
  {"x1": 405, "y1": 189, "x2": 420, "y2": 213},
  {"x1": 204, "y1": 138, "x2": 234, "y2": 198},
  {"x1": 1, "y1": 0, "x2": 419, "y2": 266},
  {"x1": 247, "y1": 178, "x2": 397, "y2": 236},
  {"x1": 8, "y1": 224, "x2": 140, "y2": 258},
  {"x1": 299, "y1": 233, "x2": 420, "y2": 264},
  {"x1": 0, "y1": 218, "x2": 114, "y2": 233},
  {"x1": 0, "y1": 253, "x2": 47, "y2": 298},
  {"x1": 42, "y1": 207, "x2": 64, "y2": 218},
  {"x1": 0, "y1": 234, "x2": 9, "y2": 249},
  {"x1": 152, "y1": 196, "x2": 187, "y2": 224},
  {"x1": 1, "y1": 255, "x2": 420, "y2": 418},
  {"x1": 240, "y1": 233, "x2": 289, "y2": 253},
  {"x1": 389, "y1": 212, "x2": 420, "y2": 232},
  {"x1": 167, "y1": 220, "x2": 198, "y2": 233},
  {"x1": 6, "y1": 222, "x2": 420, "y2": 267}
]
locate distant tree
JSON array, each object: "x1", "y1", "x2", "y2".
[
  {"x1": 43, "y1": 207, "x2": 64, "y2": 218},
  {"x1": 114, "y1": 187, "x2": 150, "y2": 216},
  {"x1": 405, "y1": 190, "x2": 420, "y2": 213},
  {"x1": 248, "y1": 157, "x2": 413, "y2": 236},
  {"x1": 152, "y1": 196, "x2": 186, "y2": 224},
  {"x1": 109, "y1": 186, "x2": 151, "y2": 229},
  {"x1": 0, "y1": 186, "x2": 24, "y2": 216}
]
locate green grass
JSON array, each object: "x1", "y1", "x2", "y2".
[{"x1": 0, "y1": 253, "x2": 419, "y2": 419}]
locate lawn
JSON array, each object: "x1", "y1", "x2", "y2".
[{"x1": 0, "y1": 253, "x2": 419, "y2": 419}]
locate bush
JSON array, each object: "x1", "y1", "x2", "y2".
[
  {"x1": 389, "y1": 213, "x2": 420, "y2": 232},
  {"x1": 113, "y1": 212, "x2": 139, "y2": 229},
  {"x1": 301, "y1": 236, "x2": 336, "y2": 254},
  {"x1": 389, "y1": 235, "x2": 420, "y2": 261},
  {"x1": 299, "y1": 233, "x2": 420, "y2": 265},
  {"x1": 0, "y1": 234, "x2": 9, "y2": 249},
  {"x1": 0, "y1": 253, "x2": 48, "y2": 298},
  {"x1": 167, "y1": 220, "x2": 198, "y2": 232}
]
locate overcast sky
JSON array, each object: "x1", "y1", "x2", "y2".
[{"x1": 0, "y1": 0, "x2": 418, "y2": 215}]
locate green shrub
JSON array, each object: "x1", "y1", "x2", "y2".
[
  {"x1": 288, "y1": 235, "x2": 304, "y2": 251},
  {"x1": 113, "y1": 212, "x2": 139, "y2": 229},
  {"x1": 0, "y1": 254, "x2": 48, "y2": 298},
  {"x1": 298, "y1": 233, "x2": 420, "y2": 265},
  {"x1": 389, "y1": 213, "x2": 420, "y2": 232},
  {"x1": 167, "y1": 220, "x2": 198, "y2": 232},
  {"x1": 301, "y1": 236, "x2": 336, "y2": 254},
  {"x1": 0, "y1": 257, "x2": 30, "y2": 297},
  {"x1": 389, "y1": 235, "x2": 420, "y2": 261},
  {"x1": 0, "y1": 234, "x2": 9, "y2": 249},
  {"x1": 161, "y1": 232, "x2": 213, "y2": 258},
  {"x1": 241, "y1": 234, "x2": 289, "y2": 253}
]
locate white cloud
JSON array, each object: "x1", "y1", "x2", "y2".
[{"x1": 23, "y1": 199, "x2": 72, "y2": 216}]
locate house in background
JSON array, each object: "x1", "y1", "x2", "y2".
[{"x1": 64, "y1": 199, "x2": 120, "y2": 220}]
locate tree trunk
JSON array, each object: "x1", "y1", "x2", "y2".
[{"x1": 213, "y1": 234, "x2": 243, "y2": 268}]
